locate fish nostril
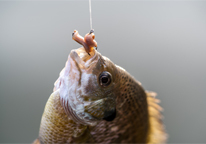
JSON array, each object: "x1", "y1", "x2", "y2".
[{"x1": 103, "y1": 109, "x2": 116, "y2": 121}]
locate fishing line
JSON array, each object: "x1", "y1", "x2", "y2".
[{"x1": 89, "y1": 0, "x2": 93, "y2": 30}]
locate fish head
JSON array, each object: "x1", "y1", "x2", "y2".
[{"x1": 54, "y1": 47, "x2": 120, "y2": 125}]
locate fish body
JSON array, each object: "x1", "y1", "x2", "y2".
[{"x1": 34, "y1": 31, "x2": 167, "y2": 143}]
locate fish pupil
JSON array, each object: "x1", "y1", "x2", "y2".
[
  {"x1": 102, "y1": 77, "x2": 109, "y2": 83},
  {"x1": 99, "y1": 71, "x2": 112, "y2": 87}
]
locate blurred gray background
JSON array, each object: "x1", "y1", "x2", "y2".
[{"x1": 0, "y1": 0, "x2": 206, "y2": 143}]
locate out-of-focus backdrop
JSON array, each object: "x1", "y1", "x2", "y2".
[{"x1": 0, "y1": 0, "x2": 206, "y2": 143}]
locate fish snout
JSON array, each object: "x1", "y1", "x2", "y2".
[{"x1": 70, "y1": 47, "x2": 96, "y2": 68}]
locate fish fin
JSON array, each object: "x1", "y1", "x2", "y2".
[
  {"x1": 32, "y1": 138, "x2": 40, "y2": 144},
  {"x1": 146, "y1": 91, "x2": 168, "y2": 144}
]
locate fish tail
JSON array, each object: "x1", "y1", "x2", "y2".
[{"x1": 146, "y1": 91, "x2": 168, "y2": 144}]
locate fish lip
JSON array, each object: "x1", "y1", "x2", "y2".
[{"x1": 70, "y1": 47, "x2": 98, "y2": 70}]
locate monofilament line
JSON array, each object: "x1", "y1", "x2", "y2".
[{"x1": 89, "y1": 0, "x2": 93, "y2": 30}]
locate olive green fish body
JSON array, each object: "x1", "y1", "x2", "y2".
[
  {"x1": 88, "y1": 67, "x2": 149, "y2": 143},
  {"x1": 38, "y1": 90, "x2": 90, "y2": 143}
]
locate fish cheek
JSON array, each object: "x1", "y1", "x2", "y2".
[
  {"x1": 81, "y1": 73, "x2": 98, "y2": 94},
  {"x1": 84, "y1": 77, "x2": 95, "y2": 94}
]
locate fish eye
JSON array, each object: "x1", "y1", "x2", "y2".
[{"x1": 99, "y1": 71, "x2": 112, "y2": 87}]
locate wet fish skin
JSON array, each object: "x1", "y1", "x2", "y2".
[
  {"x1": 34, "y1": 47, "x2": 167, "y2": 143},
  {"x1": 88, "y1": 64, "x2": 149, "y2": 143}
]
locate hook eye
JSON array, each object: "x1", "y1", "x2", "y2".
[{"x1": 90, "y1": 29, "x2": 94, "y2": 34}]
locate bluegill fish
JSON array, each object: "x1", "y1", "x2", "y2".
[{"x1": 33, "y1": 30, "x2": 167, "y2": 143}]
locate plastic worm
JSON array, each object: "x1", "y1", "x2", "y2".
[{"x1": 72, "y1": 30, "x2": 97, "y2": 55}]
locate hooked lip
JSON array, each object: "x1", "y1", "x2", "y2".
[{"x1": 70, "y1": 47, "x2": 97, "y2": 69}]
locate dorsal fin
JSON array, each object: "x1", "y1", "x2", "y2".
[
  {"x1": 32, "y1": 139, "x2": 40, "y2": 144},
  {"x1": 146, "y1": 91, "x2": 168, "y2": 143}
]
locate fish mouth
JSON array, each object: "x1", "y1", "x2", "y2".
[{"x1": 70, "y1": 47, "x2": 97, "y2": 70}]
